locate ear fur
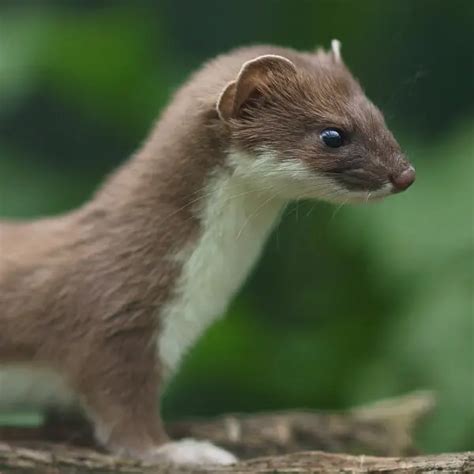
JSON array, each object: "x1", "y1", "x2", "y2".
[
  {"x1": 216, "y1": 54, "x2": 297, "y2": 122},
  {"x1": 314, "y1": 39, "x2": 343, "y2": 64},
  {"x1": 330, "y1": 39, "x2": 342, "y2": 63}
]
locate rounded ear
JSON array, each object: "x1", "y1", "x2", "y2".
[{"x1": 216, "y1": 54, "x2": 297, "y2": 122}]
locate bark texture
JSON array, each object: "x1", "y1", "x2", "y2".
[{"x1": 1, "y1": 391, "x2": 471, "y2": 473}]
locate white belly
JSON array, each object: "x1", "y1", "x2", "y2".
[{"x1": 0, "y1": 365, "x2": 75, "y2": 412}]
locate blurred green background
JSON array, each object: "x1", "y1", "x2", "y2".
[{"x1": 0, "y1": 0, "x2": 472, "y2": 453}]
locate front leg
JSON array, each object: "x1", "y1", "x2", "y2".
[{"x1": 71, "y1": 331, "x2": 236, "y2": 465}]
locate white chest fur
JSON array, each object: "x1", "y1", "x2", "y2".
[{"x1": 158, "y1": 170, "x2": 285, "y2": 375}]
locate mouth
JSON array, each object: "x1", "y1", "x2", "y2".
[
  {"x1": 331, "y1": 168, "x2": 416, "y2": 204},
  {"x1": 368, "y1": 182, "x2": 395, "y2": 199},
  {"x1": 330, "y1": 182, "x2": 394, "y2": 204},
  {"x1": 329, "y1": 165, "x2": 416, "y2": 202}
]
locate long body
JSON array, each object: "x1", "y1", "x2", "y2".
[{"x1": 0, "y1": 43, "x2": 414, "y2": 464}]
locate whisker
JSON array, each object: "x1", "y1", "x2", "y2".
[
  {"x1": 285, "y1": 202, "x2": 300, "y2": 221},
  {"x1": 236, "y1": 190, "x2": 278, "y2": 240},
  {"x1": 159, "y1": 172, "x2": 350, "y2": 233},
  {"x1": 330, "y1": 198, "x2": 348, "y2": 222},
  {"x1": 305, "y1": 203, "x2": 318, "y2": 218},
  {"x1": 160, "y1": 182, "x2": 277, "y2": 224}
]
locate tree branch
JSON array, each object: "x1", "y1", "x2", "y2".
[
  {"x1": 2, "y1": 391, "x2": 470, "y2": 473},
  {"x1": 0, "y1": 444, "x2": 472, "y2": 473}
]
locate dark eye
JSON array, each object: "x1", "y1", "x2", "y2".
[{"x1": 320, "y1": 128, "x2": 344, "y2": 148}]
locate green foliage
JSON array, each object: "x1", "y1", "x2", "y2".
[{"x1": 0, "y1": 1, "x2": 472, "y2": 453}]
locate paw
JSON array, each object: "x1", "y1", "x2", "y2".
[{"x1": 148, "y1": 438, "x2": 237, "y2": 466}]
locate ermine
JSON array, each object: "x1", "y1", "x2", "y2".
[{"x1": 0, "y1": 41, "x2": 415, "y2": 465}]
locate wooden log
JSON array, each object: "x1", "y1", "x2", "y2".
[
  {"x1": 3, "y1": 391, "x2": 469, "y2": 473},
  {"x1": 0, "y1": 444, "x2": 472, "y2": 473},
  {"x1": 167, "y1": 390, "x2": 436, "y2": 458}
]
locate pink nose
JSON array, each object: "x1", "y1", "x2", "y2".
[{"x1": 390, "y1": 167, "x2": 416, "y2": 192}]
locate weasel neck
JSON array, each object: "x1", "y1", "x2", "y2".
[
  {"x1": 158, "y1": 168, "x2": 286, "y2": 374},
  {"x1": 84, "y1": 112, "x2": 287, "y2": 375}
]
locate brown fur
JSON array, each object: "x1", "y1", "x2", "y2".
[{"x1": 0, "y1": 45, "x2": 413, "y2": 459}]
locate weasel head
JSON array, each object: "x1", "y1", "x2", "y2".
[{"x1": 216, "y1": 42, "x2": 415, "y2": 203}]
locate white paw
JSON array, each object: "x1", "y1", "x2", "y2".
[{"x1": 150, "y1": 438, "x2": 237, "y2": 466}]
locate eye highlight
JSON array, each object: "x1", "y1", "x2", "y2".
[{"x1": 320, "y1": 128, "x2": 344, "y2": 148}]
